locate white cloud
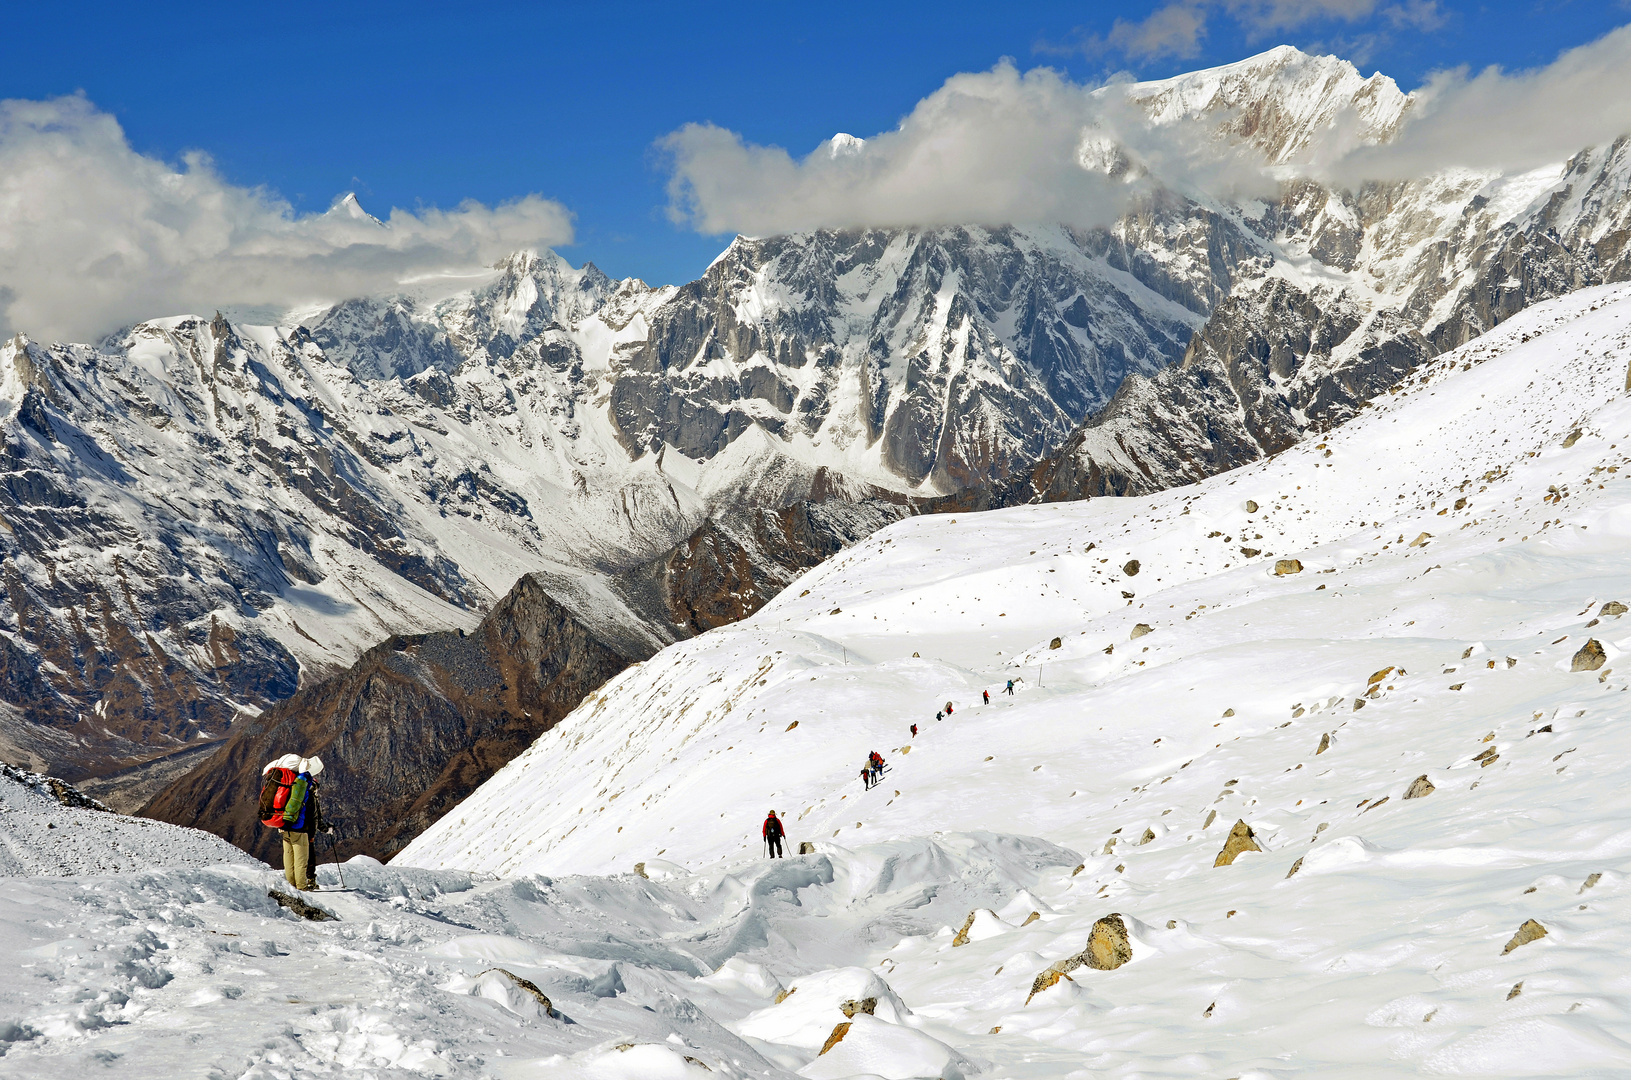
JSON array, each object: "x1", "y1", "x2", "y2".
[
  {"x1": 665, "y1": 24, "x2": 1631, "y2": 237},
  {"x1": 0, "y1": 95, "x2": 574, "y2": 342},
  {"x1": 661, "y1": 62, "x2": 1267, "y2": 237},
  {"x1": 1334, "y1": 24, "x2": 1631, "y2": 180}
]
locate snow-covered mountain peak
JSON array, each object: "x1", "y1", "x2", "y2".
[
  {"x1": 327, "y1": 190, "x2": 386, "y2": 226},
  {"x1": 1124, "y1": 45, "x2": 1411, "y2": 163}
]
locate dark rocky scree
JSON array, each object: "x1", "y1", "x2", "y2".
[{"x1": 143, "y1": 573, "x2": 646, "y2": 862}]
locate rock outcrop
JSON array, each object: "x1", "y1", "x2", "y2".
[
  {"x1": 143, "y1": 574, "x2": 650, "y2": 862},
  {"x1": 1027, "y1": 913, "x2": 1133, "y2": 1002},
  {"x1": 1572, "y1": 639, "x2": 1608, "y2": 671}
]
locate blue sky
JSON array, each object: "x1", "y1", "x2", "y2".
[{"x1": 2, "y1": 0, "x2": 1628, "y2": 298}]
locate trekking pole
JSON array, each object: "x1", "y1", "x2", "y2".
[{"x1": 328, "y1": 826, "x2": 346, "y2": 890}]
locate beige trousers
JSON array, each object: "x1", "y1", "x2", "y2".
[{"x1": 281, "y1": 830, "x2": 312, "y2": 890}]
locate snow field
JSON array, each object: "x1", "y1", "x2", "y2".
[{"x1": 398, "y1": 283, "x2": 1631, "y2": 1075}]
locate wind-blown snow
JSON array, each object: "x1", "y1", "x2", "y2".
[{"x1": 9, "y1": 284, "x2": 1631, "y2": 1076}]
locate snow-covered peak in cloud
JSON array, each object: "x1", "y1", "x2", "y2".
[{"x1": 0, "y1": 95, "x2": 575, "y2": 342}]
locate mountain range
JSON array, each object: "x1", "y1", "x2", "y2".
[{"x1": 0, "y1": 47, "x2": 1626, "y2": 852}]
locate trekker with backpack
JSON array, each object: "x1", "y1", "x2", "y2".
[
  {"x1": 1005, "y1": 679, "x2": 1015, "y2": 695},
  {"x1": 910, "y1": 723, "x2": 918, "y2": 738},
  {"x1": 763, "y1": 810, "x2": 785, "y2": 858},
  {"x1": 983, "y1": 689, "x2": 989, "y2": 705},
  {"x1": 259, "y1": 754, "x2": 334, "y2": 890},
  {"x1": 860, "y1": 764, "x2": 872, "y2": 790}
]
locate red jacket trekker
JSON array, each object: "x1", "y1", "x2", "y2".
[{"x1": 763, "y1": 810, "x2": 786, "y2": 858}]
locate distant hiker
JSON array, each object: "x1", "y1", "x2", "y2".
[
  {"x1": 1005, "y1": 679, "x2": 1015, "y2": 695},
  {"x1": 861, "y1": 765, "x2": 872, "y2": 790},
  {"x1": 983, "y1": 689, "x2": 990, "y2": 705},
  {"x1": 868, "y1": 751, "x2": 885, "y2": 786},
  {"x1": 911, "y1": 723, "x2": 918, "y2": 738},
  {"x1": 936, "y1": 710, "x2": 943, "y2": 722},
  {"x1": 945, "y1": 701, "x2": 954, "y2": 714},
  {"x1": 259, "y1": 754, "x2": 333, "y2": 891},
  {"x1": 763, "y1": 810, "x2": 785, "y2": 858}
]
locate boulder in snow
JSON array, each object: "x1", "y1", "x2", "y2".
[
  {"x1": 1404, "y1": 774, "x2": 1435, "y2": 799},
  {"x1": 1131, "y1": 624, "x2": 1153, "y2": 639},
  {"x1": 1214, "y1": 820, "x2": 1263, "y2": 867},
  {"x1": 1123, "y1": 560, "x2": 1141, "y2": 576},
  {"x1": 1502, "y1": 919, "x2": 1548, "y2": 954},
  {"x1": 1572, "y1": 639, "x2": 1607, "y2": 671},
  {"x1": 1274, "y1": 559, "x2": 1304, "y2": 575},
  {"x1": 1600, "y1": 601, "x2": 1627, "y2": 617}
]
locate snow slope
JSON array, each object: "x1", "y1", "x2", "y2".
[{"x1": 397, "y1": 282, "x2": 1631, "y2": 1076}]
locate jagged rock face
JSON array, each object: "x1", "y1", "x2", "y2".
[
  {"x1": 606, "y1": 224, "x2": 1207, "y2": 488},
  {"x1": 142, "y1": 574, "x2": 646, "y2": 862}
]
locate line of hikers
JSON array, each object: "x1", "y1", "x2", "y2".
[{"x1": 762, "y1": 679, "x2": 1021, "y2": 857}]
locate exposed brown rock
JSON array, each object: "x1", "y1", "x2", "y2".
[
  {"x1": 818, "y1": 1022, "x2": 851, "y2": 1055},
  {"x1": 1507, "y1": 981, "x2": 1524, "y2": 1000},
  {"x1": 482, "y1": 968, "x2": 556, "y2": 1018},
  {"x1": 798, "y1": 841, "x2": 816, "y2": 855},
  {"x1": 268, "y1": 889, "x2": 333, "y2": 921},
  {"x1": 1408, "y1": 532, "x2": 1432, "y2": 547},
  {"x1": 1316, "y1": 732, "x2": 1331, "y2": 755},
  {"x1": 1131, "y1": 623, "x2": 1153, "y2": 639},
  {"x1": 1571, "y1": 639, "x2": 1607, "y2": 671},
  {"x1": 144, "y1": 574, "x2": 647, "y2": 863},
  {"x1": 840, "y1": 998, "x2": 876, "y2": 1018},
  {"x1": 1581, "y1": 872, "x2": 1602, "y2": 893},
  {"x1": 1214, "y1": 820, "x2": 1262, "y2": 867},
  {"x1": 1123, "y1": 560, "x2": 1141, "y2": 576},
  {"x1": 1502, "y1": 919, "x2": 1548, "y2": 954},
  {"x1": 1049, "y1": 637, "x2": 1062, "y2": 650},
  {"x1": 951, "y1": 909, "x2": 984, "y2": 947},
  {"x1": 1025, "y1": 912, "x2": 1132, "y2": 1003},
  {"x1": 1404, "y1": 774, "x2": 1435, "y2": 799},
  {"x1": 1368, "y1": 666, "x2": 1394, "y2": 687},
  {"x1": 1274, "y1": 559, "x2": 1303, "y2": 575},
  {"x1": 1022, "y1": 911, "x2": 1041, "y2": 926},
  {"x1": 1563, "y1": 429, "x2": 1583, "y2": 447},
  {"x1": 1286, "y1": 857, "x2": 1304, "y2": 878},
  {"x1": 1245, "y1": 500, "x2": 1259, "y2": 513},
  {"x1": 1602, "y1": 601, "x2": 1629, "y2": 617}
]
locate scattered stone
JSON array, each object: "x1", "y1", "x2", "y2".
[
  {"x1": 1474, "y1": 747, "x2": 1499, "y2": 767},
  {"x1": 798, "y1": 841, "x2": 816, "y2": 855},
  {"x1": 1203, "y1": 1001, "x2": 1216, "y2": 1018},
  {"x1": 840, "y1": 998, "x2": 877, "y2": 1018},
  {"x1": 1449, "y1": 683, "x2": 1465, "y2": 691},
  {"x1": 818, "y1": 1022, "x2": 851, "y2": 1055},
  {"x1": 1049, "y1": 637, "x2": 1062, "y2": 649},
  {"x1": 1022, "y1": 911, "x2": 1041, "y2": 927},
  {"x1": 1071, "y1": 863, "x2": 1085, "y2": 876},
  {"x1": 1287, "y1": 857, "x2": 1304, "y2": 878},
  {"x1": 1408, "y1": 532, "x2": 1432, "y2": 548},
  {"x1": 1580, "y1": 872, "x2": 1602, "y2": 893},
  {"x1": 1563, "y1": 428, "x2": 1583, "y2": 448},
  {"x1": 912, "y1": 651, "x2": 920, "y2": 657},
  {"x1": 1316, "y1": 733, "x2": 1331, "y2": 755},
  {"x1": 786, "y1": 721, "x2": 799, "y2": 731},
  {"x1": 1572, "y1": 639, "x2": 1607, "y2": 672},
  {"x1": 951, "y1": 910, "x2": 983, "y2": 947},
  {"x1": 1131, "y1": 623, "x2": 1153, "y2": 639},
  {"x1": 1102, "y1": 837, "x2": 1117, "y2": 855},
  {"x1": 1404, "y1": 775, "x2": 1435, "y2": 799},
  {"x1": 1025, "y1": 967, "x2": 1074, "y2": 1002},
  {"x1": 1245, "y1": 500, "x2": 1259, "y2": 513},
  {"x1": 1354, "y1": 699, "x2": 1366, "y2": 711},
  {"x1": 1368, "y1": 666, "x2": 1395, "y2": 686},
  {"x1": 1214, "y1": 820, "x2": 1263, "y2": 867},
  {"x1": 1223, "y1": 708, "x2": 1235, "y2": 717},
  {"x1": 1139, "y1": 828, "x2": 1156, "y2": 846},
  {"x1": 633, "y1": 862, "x2": 648, "y2": 878},
  {"x1": 1166, "y1": 920, "x2": 1177, "y2": 929},
  {"x1": 1124, "y1": 560, "x2": 1141, "y2": 576},
  {"x1": 1502, "y1": 919, "x2": 1548, "y2": 954},
  {"x1": 684, "y1": 1056, "x2": 712, "y2": 1071},
  {"x1": 1507, "y1": 981, "x2": 1524, "y2": 1000},
  {"x1": 1455, "y1": 497, "x2": 1468, "y2": 510},
  {"x1": 1241, "y1": 547, "x2": 1261, "y2": 558},
  {"x1": 1601, "y1": 601, "x2": 1628, "y2": 617},
  {"x1": 1274, "y1": 559, "x2": 1304, "y2": 575},
  {"x1": 989, "y1": 1025, "x2": 1002, "y2": 1034},
  {"x1": 1115, "y1": 864, "x2": 1125, "y2": 873},
  {"x1": 830, "y1": 608, "x2": 842, "y2": 615},
  {"x1": 1364, "y1": 797, "x2": 1389, "y2": 812},
  {"x1": 1203, "y1": 810, "x2": 1217, "y2": 828},
  {"x1": 268, "y1": 890, "x2": 334, "y2": 921},
  {"x1": 774, "y1": 988, "x2": 796, "y2": 1004}
]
